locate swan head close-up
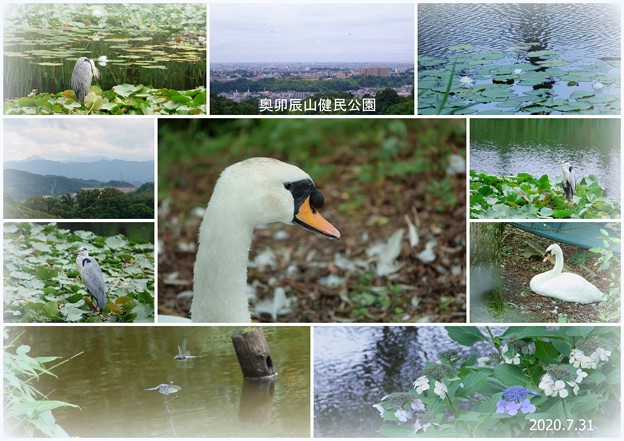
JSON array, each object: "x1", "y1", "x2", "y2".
[
  {"x1": 210, "y1": 157, "x2": 340, "y2": 238},
  {"x1": 190, "y1": 157, "x2": 341, "y2": 323},
  {"x1": 542, "y1": 243, "x2": 562, "y2": 262}
]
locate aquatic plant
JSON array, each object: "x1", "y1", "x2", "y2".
[
  {"x1": 3, "y1": 3, "x2": 206, "y2": 100},
  {"x1": 4, "y1": 85, "x2": 206, "y2": 115},
  {"x1": 3, "y1": 331, "x2": 80, "y2": 437},
  {"x1": 3, "y1": 223, "x2": 155, "y2": 323},
  {"x1": 372, "y1": 326, "x2": 620, "y2": 437},
  {"x1": 470, "y1": 171, "x2": 620, "y2": 219},
  {"x1": 419, "y1": 45, "x2": 620, "y2": 115}
]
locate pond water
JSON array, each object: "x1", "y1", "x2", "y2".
[
  {"x1": 56, "y1": 222, "x2": 154, "y2": 245},
  {"x1": 418, "y1": 3, "x2": 621, "y2": 114},
  {"x1": 470, "y1": 119, "x2": 621, "y2": 199},
  {"x1": 3, "y1": 3, "x2": 206, "y2": 100},
  {"x1": 5, "y1": 326, "x2": 309, "y2": 438},
  {"x1": 313, "y1": 326, "x2": 494, "y2": 438}
]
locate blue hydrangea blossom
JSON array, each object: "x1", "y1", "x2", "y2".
[{"x1": 496, "y1": 386, "x2": 538, "y2": 416}]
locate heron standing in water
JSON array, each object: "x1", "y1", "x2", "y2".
[
  {"x1": 557, "y1": 160, "x2": 576, "y2": 201},
  {"x1": 75, "y1": 246, "x2": 106, "y2": 311}
]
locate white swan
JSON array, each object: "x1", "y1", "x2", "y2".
[
  {"x1": 529, "y1": 244, "x2": 603, "y2": 304},
  {"x1": 160, "y1": 158, "x2": 340, "y2": 323}
]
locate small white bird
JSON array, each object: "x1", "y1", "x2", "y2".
[{"x1": 75, "y1": 246, "x2": 106, "y2": 311}]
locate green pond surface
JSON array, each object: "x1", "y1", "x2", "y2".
[
  {"x1": 470, "y1": 119, "x2": 621, "y2": 199},
  {"x1": 4, "y1": 326, "x2": 310, "y2": 438},
  {"x1": 418, "y1": 3, "x2": 621, "y2": 114},
  {"x1": 3, "y1": 3, "x2": 207, "y2": 100},
  {"x1": 55, "y1": 222, "x2": 155, "y2": 245}
]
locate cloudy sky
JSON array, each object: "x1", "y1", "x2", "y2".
[
  {"x1": 211, "y1": 3, "x2": 414, "y2": 63},
  {"x1": 2, "y1": 119, "x2": 154, "y2": 162}
]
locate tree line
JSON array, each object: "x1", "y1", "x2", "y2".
[
  {"x1": 210, "y1": 88, "x2": 414, "y2": 115},
  {"x1": 210, "y1": 74, "x2": 413, "y2": 94},
  {"x1": 4, "y1": 184, "x2": 154, "y2": 219}
]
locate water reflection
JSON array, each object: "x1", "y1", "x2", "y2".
[
  {"x1": 419, "y1": 3, "x2": 620, "y2": 60},
  {"x1": 314, "y1": 326, "x2": 494, "y2": 438},
  {"x1": 470, "y1": 119, "x2": 621, "y2": 198},
  {"x1": 4, "y1": 326, "x2": 309, "y2": 438}
]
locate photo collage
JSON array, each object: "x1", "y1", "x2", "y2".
[{"x1": 1, "y1": 0, "x2": 622, "y2": 439}]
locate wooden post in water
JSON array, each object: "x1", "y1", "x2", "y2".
[{"x1": 231, "y1": 327, "x2": 277, "y2": 380}]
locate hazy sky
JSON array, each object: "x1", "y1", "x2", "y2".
[
  {"x1": 2, "y1": 119, "x2": 154, "y2": 162},
  {"x1": 211, "y1": 3, "x2": 414, "y2": 63}
]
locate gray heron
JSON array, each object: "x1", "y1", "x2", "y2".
[
  {"x1": 556, "y1": 161, "x2": 576, "y2": 201},
  {"x1": 75, "y1": 246, "x2": 106, "y2": 311},
  {"x1": 71, "y1": 57, "x2": 100, "y2": 102}
]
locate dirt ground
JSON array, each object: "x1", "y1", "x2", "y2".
[
  {"x1": 158, "y1": 150, "x2": 466, "y2": 323},
  {"x1": 472, "y1": 226, "x2": 620, "y2": 323}
]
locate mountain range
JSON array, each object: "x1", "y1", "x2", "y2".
[
  {"x1": 3, "y1": 169, "x2": 143, "y2": 201},
  {"x1": 3, "y1": 157, "x2": 154, "y2": 186}
]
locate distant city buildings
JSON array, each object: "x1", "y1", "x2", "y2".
[
  {"x1": 358, "y1": 66, "x2": 390, "y2": 76},
  {"x1": 211, "y1": 62, "x2": 414, "y2": 103}
]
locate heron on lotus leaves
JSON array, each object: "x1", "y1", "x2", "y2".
[
  {"x1": 75, "y1": 246, "x2": 106, "y2": 311},
  {"x1": 71, "y1": 56, "x2": 107, "y2": 102}
]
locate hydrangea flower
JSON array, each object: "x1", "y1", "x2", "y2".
[
  {"x1": 413, "y1": 418, "x2": 433, "y2": 433},
  {"x1": 567, "y1": 380, "x2": 580, "y2": 396},
  {"x1": 413, "y1": 375, "x2": 430, "y2": 395},
  {"x1": 501, "y1": 344, "x2": 521, "y2": 365},
  {"x1": 412, "y1": 413, "x2": 437, "y2": 433},
  {"x1": 496, "y1": 386, "x2": 539, "y2": 416},
  {"x1": 459, "y1": 76, "x2": 474, "y2": 88},
  {"x1": 433, "y1": 381, "x2": 448, "y2": 400},
  {"x1": 575, "y1": 368, "x2": 588, "y2": 384},
  {"x1": 519, "y1": 399, "x2": 536, "y2": 414},
  {"x1": 496, "y1": 399, "x2": 521, "y2": 416},
  {"x1": 372, "y1": 403, "x2": 385, "y2": 416},
  {"x1": 411, "y1": 398, "x2": 425, "y2": 412},
  {"x1": 477, "y1": 356, "x2": 490, "y2": 367},
  {"x1": 569, "y1": 348, "x2": 597, "y2": 369},
  {"x1": 395, "y1": 408, "x2": 411, "y2": 422},
  {"x1": 593, "y1": 347, "x2": 611, "y2": 362},
  {"x1": 539, "y1": 374, "x2": 569, "y2": 398}
]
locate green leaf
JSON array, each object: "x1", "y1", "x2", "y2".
[
  {"x1": 445, "y1": 326, "x2": 487, "y2": 346},
  {"x1": 492, "y1": 364, "x2": 528, "y2": 387}
]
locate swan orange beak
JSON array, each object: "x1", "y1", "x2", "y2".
[
  {"x1": 542, "y1": 251, "x2": 552, "y2": 263},
  {"x1": 294, "y1": 196, "x2": 340, "y2": 239}
]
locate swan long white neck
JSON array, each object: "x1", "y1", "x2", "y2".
[
  {"x1": 549, "y1": 248, "x2": 564, "y2": 277},
  {"x1": 191, "y1": 201, "x2": 255, "y2": 322}
]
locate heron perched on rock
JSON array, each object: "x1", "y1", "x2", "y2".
[
  {"x1": 71, "y1": 57, "x2": 100, "y2": 102},
  {"x1": 557, "y1": 160, "x2": 576, "y2": 201},
  {"x1": 75, "y1": 246, "x2": 106, "y2": 311}
]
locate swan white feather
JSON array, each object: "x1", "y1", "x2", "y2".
[
  {"x1": 529, "y1": 244, "x2": 603, "y2": 304},
  {"x1": 160, "y1": 158, "x2": 340, "y2": 323}
]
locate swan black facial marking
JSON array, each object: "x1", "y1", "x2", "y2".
[{"x1": 285, "y1": 179, "x2": 325, "y2": 216}]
